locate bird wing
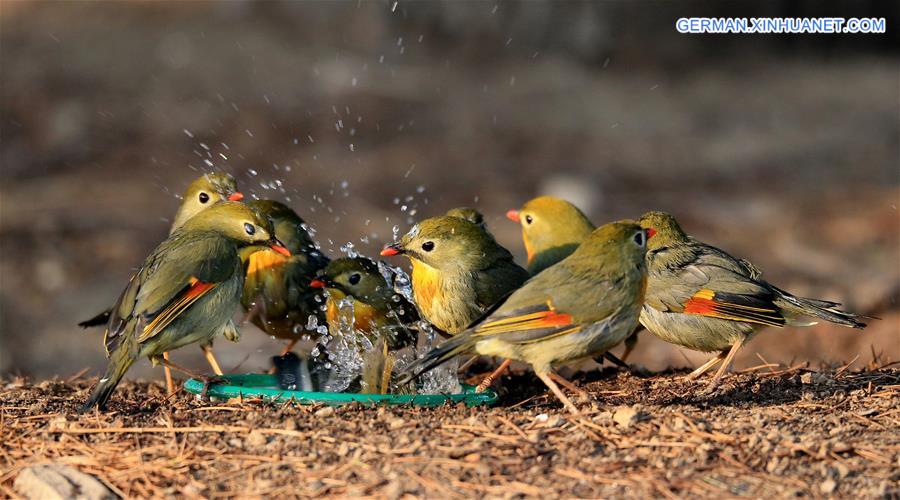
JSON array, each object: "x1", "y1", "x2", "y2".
[
  {"x1": 472, "y1": 257, "x2": 530, "y2": 310},
  {"x1": 469, "y1": 300, "x2": 584, "y2": 344},
  {"x1": 468, "y1": 262, "x2": 623, "y2": 345},
  {"x1": 646, "y1": 243, "x2": 784, "y2": 327},
  {"x1": 104, "y1": 234, "x2": 237, "y2": 352}
]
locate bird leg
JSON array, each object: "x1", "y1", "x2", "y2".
[
  {"x1": 240, "y1": 299, "x2": 262, "y2": 326},
  {"x1": 601, "y1": 352, "x2": 630, "y2": 370},
  {"x1": 380, "y1": 341, "x2": 393, "y2": 395},
  {"x1": 153, "y1": 355, "x2": 206, "y2": 380},
  {"x1": 682, "y1": 351, "x2": 728, "y2": 381},
  {"x1": 476, "y1": 359, "x2": 512, "y2": 393},
  {"x1": 548, "y1": 371, "x2": 591, "y2": 403},
  {"x1": 457, "y1": 355, "x2": 479, "y2": 373},
  {"x1": 201, "y1": 345, "x2": 224, "y2": 375},
  {"x1": 704, "y1": 336, "x2": 745, "y2": 393},
  {"x1": 535, "y1": 370, "x2": 580, "y2": 415},
  {"x1": 280, "y1": 339, "x2": 298, "y2": 357},
  {"x1": 162, "y1": 352, "x2": 175, "y2": 396},
  {"x1": 620, "y1": 331, "x2": 639, "y2": 362}
]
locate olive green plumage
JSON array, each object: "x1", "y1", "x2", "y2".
[
  {"x1": 81, "y1": 202, "x2": 283, "y2": 411},
  {"x1": 637, "y1": 211, "x2": 866, "y2": 388},
  {"x1": 445, "y1": 207, "x2": 486, "y2": 229},
  {"x1": 170, "y1": 173, "x2": 242, "y2": 233},
  {"x1": 399, "y1": 221, "x2": 651, "y2": 413},
  {"x1": 509, "y1": 196, "x2": 641, "y2": 363},
  {"x1": 383, "y1": 215, "x2": 530, "y2": 334},
  {"x1": 238, "y1": 200, "x2": 329, "y2": 343},
  {"x1": 78, "y1": 173, "x2": 242, "y2": 329},
  {"x1": 511, "y1": 196, "x2": 595, "y2": 275}
]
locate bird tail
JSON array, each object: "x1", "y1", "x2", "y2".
[
  {"x1": 79, "y1": 345, "x2": 136, "y2": 412},
  {"x1": 773, "y1": 287, "x2": 868, "y2": 329},
  {"x1": 395, "y1": 332, "x2": 476, "y2": 387},
  {"x1": 77, "y1": 309, "x2": 111, "y2": 329}
]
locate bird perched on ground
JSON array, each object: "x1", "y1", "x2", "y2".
[
  {"x1": 397, "y1": 221, "x2": 652, "y2": 414},
  {"x1": 381, "y1": 215, "x2": 530, "y2": 391},
  {"x1": 78, "y1": 173, "x2": 244, "y2": 390},
  {"x1": 310, "y1": 257, "x2": 419, "y2": 393},
  {"x1": 380, "y1": 215, "x2": 530, "y2": 335},
  {"x1": 508, "y1": 196, "x2": 641, "y2": 363},
  {"x1": 637, "y1": 211, "x2": 867, "y2": 392},
  {"x1": 445, "y1": 207, "x2": 487, "y2": 229},
  {"x1": 239, "y1": 200, "x2": 330, "y2": 356},
  {"x1": 80, "y1": 202, "x2": 290, "y2": 411},
  {"x1": 79, "y1": 173, "x2": 244, "y2": 330}
]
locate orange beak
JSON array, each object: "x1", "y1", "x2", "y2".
[
  {"x1": 646, "y1": 228, "x2": 657, "y2": 239},
  {"x1": 228, "y1": 192, "x2": 244, "y2": 201},
  {"x1": 380, "y1": 244, "x2": 401, "y2": 257},
  {"x1": 269, "y1": 239, "x2": 291, "y2": 256},
  {"x1": 506, "y1": 209, "x2": 520, "y2": 223},
  {"x1": 309, "y1": 279, "x2": 326, "y2": 289}
]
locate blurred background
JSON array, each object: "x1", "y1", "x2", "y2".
[{"x1": 1, "y1": 1, "x2": 897, "y2": 380}]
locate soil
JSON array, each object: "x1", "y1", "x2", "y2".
[{"x1": 3, "y1": 365, "x2": 898, "y2": 498}]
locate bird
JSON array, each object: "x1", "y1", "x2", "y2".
[
  {"x1": 80, "y1": 201, "x2": 290, "y2": 411},
  {"x1": 238, "y1": 199, "x2": 330, "y2": 357},
  {"x1": 637, "y1": 211, "x2": 867, "y2": 392},
  {"x1": 445, "y1": 207, "x2": 487, "y2": 229},
  {"x1": 77, "y1": 173, "x2": 244, "y2": 392},
  {"x1": 506, "y1": 196, "x2": 594, "y2": 275},
  {"x1": 380, "y1": 215, "x2": 529, "y2": 335},
  {"x1": 310, "y1": 257, "x2": 419, "y2": 393},
  {"x1": 381, "y1": 215, "x2": 530, "y2": 392},
  {"x1": 397, "y1": 221, "x2": 653, "y2": 414},
  {"x1": 508, "y1": 196, "x2": 641, "y2": 363}
]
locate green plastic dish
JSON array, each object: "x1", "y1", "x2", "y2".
[{"x1": 183, "y1": 374, "x2": 498, "y2": 407}]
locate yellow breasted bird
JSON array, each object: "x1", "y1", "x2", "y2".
[
  {"x1": 78, "y1": 173, "x2": 244, "y2": 390},
  {"x1": 239, "y1": 200, "x2": 330, "y2": 355},
  {"x1": 398, "y1": 221, "x2": 652, "y2": 414},
  {"x1": 380, "y1": 215, "x2": 530, "y2": 334},
  {"x1": 508, "y1": 196, "x2": 641, "y2": 364},
  {"x1": 637, "y1": 211, "x2": 867, "y2": 392},
  {"x1": 310, "y1": 257, "x2": 418, "y2": 393},
  {"x1": 80, "y1": 202, "x2": 290, "y2": 411},
  {"x1": 381, "y1": 215, "x2": 529, "y2": 392}
]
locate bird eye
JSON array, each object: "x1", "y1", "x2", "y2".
[
  {"x1": 349, "y1": 273, "x2": 361, "y2": 285},
  {"x1": 421, "y1": 241, "x2": 435, "y2": 252},
  {"x1": 524, "y1": 215, "x2": 533, "y2": 225},
  {"x1": 633, "y1": 231, "x2": 645, "y2": 247},
  {"x1": 199, "y1": 192, "x2": 210, "y2": 204},
  {"x1": 244, "y1": 223, "x2": 256, "y2": 236}
]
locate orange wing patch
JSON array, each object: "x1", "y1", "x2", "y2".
[
  {"x1": 138, "y1": 277, "x2": 218, "y2": 343},
  {"x1": 683, "y1": 288, "x2": 784, "y2": 327}
]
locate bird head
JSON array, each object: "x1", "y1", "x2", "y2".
[
  {"x1": 380, "y1": 215, "x2": 497, "y2": 271},
  {"x1": 506, "y1": 196, "x2": 594, "y2": 263},
  {"x1": 182, "y1": 201, "x2": 290, "y2": 256},
  {"x1": 570, "y1": 220, "x2": 654, "y2": 269},
  {"x1": 171, "y1": 172, "x2": 244, "y2": 232},
  {"x1": 244, "y1": 199, "x2": 319, "y2": 256},
  {"x1": 637, "y1": 211, "x2": 686, "y2": 250},
  {"x1": 310, "y1": 257, "x2": 392, "y2": 306},
  {"x1": 444, "y1": 207, "x2": 486, "y2": 230}
]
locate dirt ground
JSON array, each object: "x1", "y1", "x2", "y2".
[{"x1": 3, "y1": 363, "x2": 898, "y2": 498}]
